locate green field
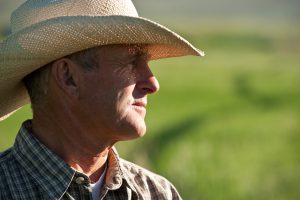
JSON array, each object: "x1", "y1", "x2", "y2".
[{"x1": 1, "y1": 25, "x2": 300, "y2": 199}]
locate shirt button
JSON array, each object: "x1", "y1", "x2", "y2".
[{"x1": 75, "y1": 177, "x2": 85, "y2": 185}]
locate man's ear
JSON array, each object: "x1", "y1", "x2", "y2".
[{"x1": 51, "y1": 58, "x2": 81, "y2": 98}]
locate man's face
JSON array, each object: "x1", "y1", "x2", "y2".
[{"x1": 76, "y1": 45, "x2": 159, "y2": 142}]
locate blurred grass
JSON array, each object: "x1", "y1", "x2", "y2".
[{"x1": 1, "y1": 25, "x2": 300, "y2": 199}]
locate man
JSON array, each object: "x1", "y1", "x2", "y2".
[{"x1": 0, "y1": 0, "x2": 204, "y2": 199}]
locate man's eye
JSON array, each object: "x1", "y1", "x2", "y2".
[{"x1": 128, "y1": 59, "x2": 138, "y2": 69}]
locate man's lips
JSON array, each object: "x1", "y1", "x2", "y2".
[{"x1": 132, "y1": 100, "x2": 147, "y2": 108}]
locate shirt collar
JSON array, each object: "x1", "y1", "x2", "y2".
[
  {"x1": 12, "y1": 120, "x2": 76, "y2": 200},
  {"x1": 105, "y1": 147, "x2": 138, "y2": 195},
  {"x1": 104, "y1": 146, "x2": 124, "y2": 189}
]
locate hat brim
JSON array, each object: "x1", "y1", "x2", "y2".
[{"x1": 0, "y1": 15, "x2": 204, "y2": 120}]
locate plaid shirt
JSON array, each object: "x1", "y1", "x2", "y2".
[{"x1": 0, "y1": 121, "x2": 182, "y2": 200}]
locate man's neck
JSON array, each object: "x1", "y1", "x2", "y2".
[{"x1": 30, "y1": 109, "x2": 112, "y2": 183}]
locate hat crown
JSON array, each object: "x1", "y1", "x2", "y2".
[{"x1": 11, "y1": 0, "x2": 139, "y2": 33}]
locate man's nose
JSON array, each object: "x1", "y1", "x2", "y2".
[
  {"x1": 143, "y1": 76, "x2": 160, "y2": 94},
  {"x1": 137, "y1": 67, "x2": 160, "y2": 94}
]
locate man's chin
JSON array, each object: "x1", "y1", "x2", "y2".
[
  {"x1": 129, "y1": 126, "x2": 147, "y2": 140},
  {"x1": 120, "y1": 124, "x2": 147, "y2": 141},
  {"x1": 114, "y1": 114, "x2": 147, "y2": 141}
]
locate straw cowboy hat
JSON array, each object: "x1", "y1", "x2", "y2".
[{"x1": 0, "y1": 0, "x2": 204, "y2": 121}]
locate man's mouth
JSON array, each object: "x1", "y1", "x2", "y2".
[
  {"x1": 132, "y1": 101, "x2": 147, "y2": 108},
  {"x1": 132, "y1": 100, "x2": 147, "y2": 113}
]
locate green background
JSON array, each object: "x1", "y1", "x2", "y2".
[{"x1": 1, "y1": 0, "x2": 300, "y2": 199}]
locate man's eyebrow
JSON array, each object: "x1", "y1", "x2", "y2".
[{"x1": 133, "y1": 51, "x2": 150, "y2": 60}]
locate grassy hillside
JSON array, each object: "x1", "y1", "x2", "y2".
[{"x1": 1, "y1": 24, "x2": 299, "y2": 199}]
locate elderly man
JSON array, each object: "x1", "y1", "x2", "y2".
[{"x1": 0, "y1": 0, "x2": 204, "y2": 199}]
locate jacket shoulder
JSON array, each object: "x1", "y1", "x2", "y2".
[
  {"x1": 120, "y1": 158, "x2": 182, "y2": 200},
  {"x1": 120, "y1": 158, "x2": 167, "y2": 183},
  {"x1": 0, "y1": 147, "x2": 15, "y2": 170},
  {"x1": 0, "y1": 147, "x2": 13, "y2": 160},
  {"x1": 0, "y1": 148, "x2": 15, "y2": 199}
]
